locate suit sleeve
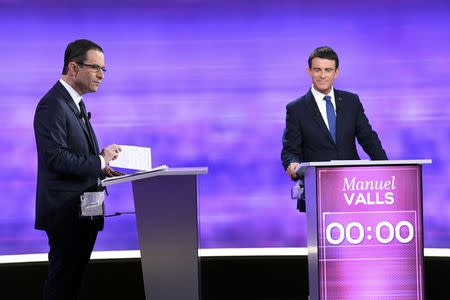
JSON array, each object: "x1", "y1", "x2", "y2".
[
  {"x1": 34, "y1": 99, "x2": 102, "y2": 177},
  {"x1": 354, "y1": 95, "x2": 388, "y2": 160},
  {"x1": 281, "y1": 104, "x2": 303, "y2": 169}
]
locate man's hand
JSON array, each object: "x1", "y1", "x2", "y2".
[
  {"x1": 286, "y1": 162, "x2": 300, "y2": 180},
  {"x1": 102, "y1": 166, "x2": 125, "y2": 177},
  {"x1": 100, "y1": 144, "x2": 121, "y2": 164}
]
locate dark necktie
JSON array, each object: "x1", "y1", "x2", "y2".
[
  {"x1": 79, "y1": 99, "x2": 89, "y2": 121},
  {"x1": 324, "y1": 95, "x2": 336, "y2": 143},
  {"x1": 79, "y1": 100, "x2": 96, "y2": 150}
]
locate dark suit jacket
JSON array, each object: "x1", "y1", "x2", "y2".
[
  {"x1": 34, "y1": 81, "x2": 104, "y2": 231},
  {"x1": 281, "y1": 89, "x2": 387, "y2": 169}
]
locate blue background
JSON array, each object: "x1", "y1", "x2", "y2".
[{"x1": 0, "y1": 0, "x2": 449, "y2": 254}]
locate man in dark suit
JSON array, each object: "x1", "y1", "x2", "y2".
[
  {"x1": 281, "y1": 46, "x2": 387, "y2": 180},
  {"x1": 34, "y1": 39, "x2": 123, "y2": 299}
]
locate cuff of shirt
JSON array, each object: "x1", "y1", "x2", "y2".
[{"x1": 99, "y1": 155, "x2": 106, "y2": 170}]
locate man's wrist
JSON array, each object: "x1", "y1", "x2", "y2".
[{"x1": 99, "y1": 155, "x2": 106, "y2": 170}]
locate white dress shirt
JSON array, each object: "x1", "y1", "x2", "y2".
[
  {"x1": 59, "y1": 78, "x2": 105, "y2": 169},
  {"x1": 310, "y1": 85, "x2": 336, "y2": 131}
]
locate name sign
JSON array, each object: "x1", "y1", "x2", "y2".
[{"x1": 316, "y1": 165, "x2": 424, "y2": 299}]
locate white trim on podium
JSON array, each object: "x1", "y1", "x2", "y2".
[
  {"x1": 101, "y1": 167, "x2": 208, "y2": 187},
  {"x1": 296, "y1": 159, "x2": 432, "y2": 175}
]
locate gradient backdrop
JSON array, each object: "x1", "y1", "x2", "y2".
[{"x1": 0, "y1": 0, "x2": 449, "y2": 254}]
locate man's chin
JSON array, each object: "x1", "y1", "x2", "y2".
[{"x1": 315, "y1": 85, "x2": 331, "y2": 94}]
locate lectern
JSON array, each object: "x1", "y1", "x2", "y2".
[
  {"x1": 102, "y1": 167, "x2": 208, "y2": 300},
  {"x1": 296, "y1": 160, "x2": 431, "y2": 300}
]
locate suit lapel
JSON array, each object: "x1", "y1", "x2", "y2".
[
  {"x1": 54, "y1": 82, "x2": 98, "y2": 153},
  {"x1": 86, "y1": 117, "x2": 100, "y2": 154},
  {"x1": 334, "y1": 90, "x2": 344, "y2": 146},
  {"x1": 304, "y1": 90, "x2": 335, "y2": 144}
]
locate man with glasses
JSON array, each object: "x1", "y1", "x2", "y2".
[{"x1": 34, "y1": 39, "x2": 123, "y2": 299}]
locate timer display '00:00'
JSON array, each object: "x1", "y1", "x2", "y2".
[{"x1": 325, "y1": 220, "x2": 414, "y2": 245}]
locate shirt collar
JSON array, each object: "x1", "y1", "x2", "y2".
[
  {"x1": 59, "y1": 78, "x2": 82, "y2": 106},
  {"x1": 310, "y1": 85, "x2": 335, "y2": 102}
]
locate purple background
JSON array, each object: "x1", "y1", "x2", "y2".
[
  {"x1": 0, "y1": 0, "x2": 449, "y2": 255},
  {"x1": 318, "y1": 166, "x2": 423, "y2": 299}
]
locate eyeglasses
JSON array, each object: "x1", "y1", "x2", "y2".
[{"x1": 77, "y1": 62, "x2": 107, "y2": 73}]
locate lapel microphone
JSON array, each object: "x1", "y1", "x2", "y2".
[{"x1": 78, "y1": 112, "x2": 92, "y2": 120}]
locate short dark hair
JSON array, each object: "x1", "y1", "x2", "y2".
[
  {"x1": 308, "y1": 46, "x2": 339, "y2": 69},
  {"x1": 62, "y1": 39, "x2": 103, "y2": 75}
]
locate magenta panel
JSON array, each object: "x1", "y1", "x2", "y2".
[{"x1": 317, "y1": 166, "x2": 423, "y2": 299}]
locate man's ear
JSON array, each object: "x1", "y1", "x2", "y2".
[{"x1": 68, "y1": 62, "x2": 78, "y2": 76}]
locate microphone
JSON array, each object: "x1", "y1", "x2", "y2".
[
  {"x1": 105, "y1": 211, "x2": 136, "y2": 218},
  {"x1": 78, "y1": 112, "x2": 92, "y2": 120}
]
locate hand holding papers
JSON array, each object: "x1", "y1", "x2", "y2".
[
  {"x1": 109, "y1": 145, "x2": 152, "y2": 171},
  {"x1": 104, "y1": 145, "x2": 169, "y2": 186},
  {"x1": 102, "y1": 165, "x2": 125, "y2": 177}
]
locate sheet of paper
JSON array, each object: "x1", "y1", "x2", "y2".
[{"x1": 109, "y1": 145, "x2": 152, "y2": 171}]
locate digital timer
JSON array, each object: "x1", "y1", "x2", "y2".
[{"x1": 325, "y1": 220, "x2": 414, "y2": 245}]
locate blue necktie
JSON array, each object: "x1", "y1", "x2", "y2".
[{"x1": 324, "y1": 95, "x2": 336, "y2": 143}]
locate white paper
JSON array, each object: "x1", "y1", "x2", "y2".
[{"x1": 109, "y1": 145, "x2": 152, "y2": 171}]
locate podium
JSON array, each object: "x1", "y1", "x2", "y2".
[
  {"x1": 295, "y1": 160, "x2": 431, "y2": 300},
  {"x1": 102, "y1": 167, "x2": 208, "y2": 300}
]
